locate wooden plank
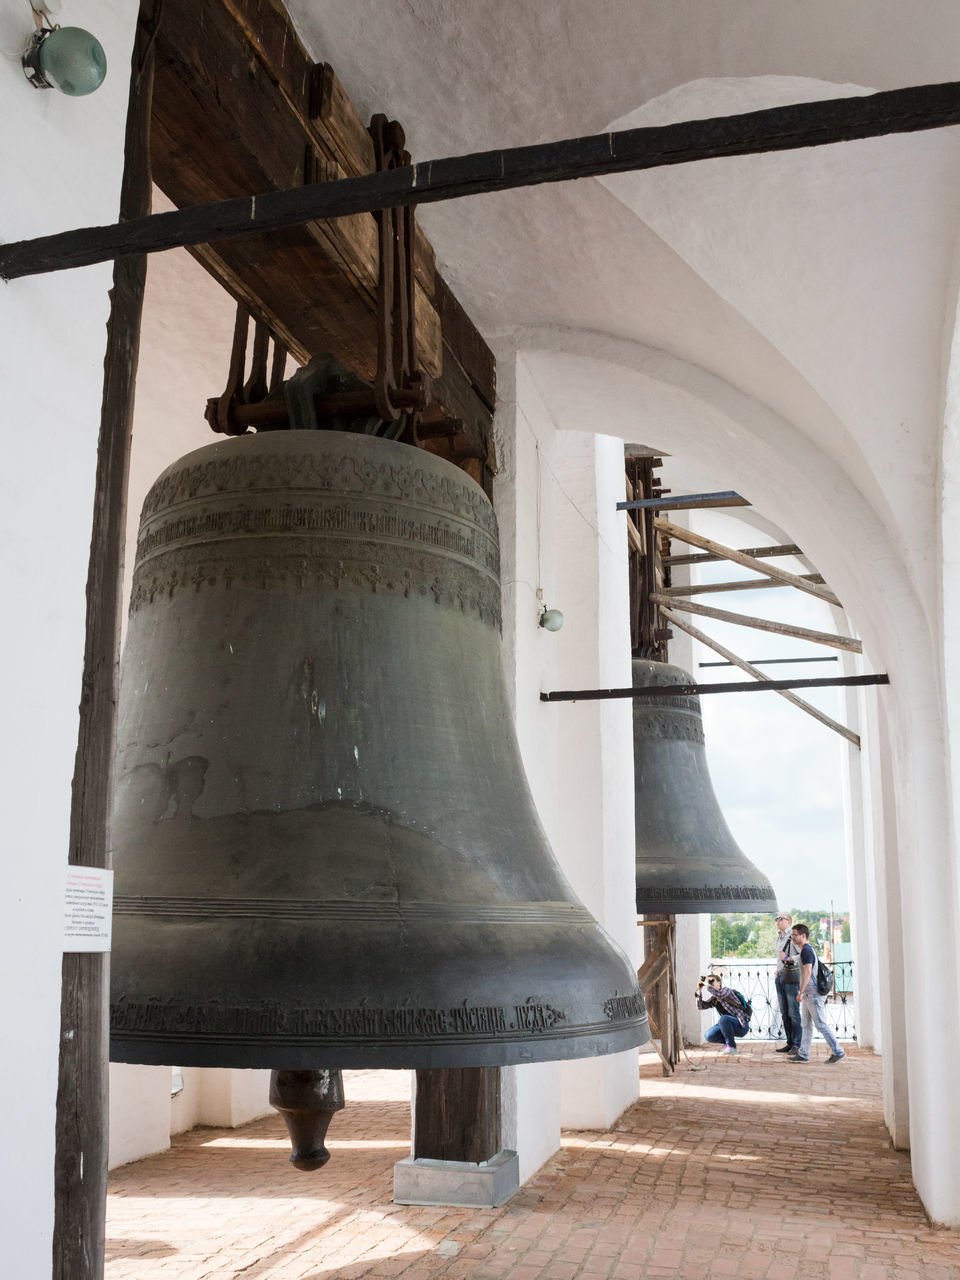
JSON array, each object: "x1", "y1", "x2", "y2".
[
  {"x1": 626, "y1": 513, "x2": 644, "y2": 555},
  {"x1": 312, "y1": 61, "x2": 378, "y2": 177},
  {"x1": 434, "y1": 274, "x2": 496, "y2": 413},
  {"x1": 7, "y1": 79, "x2": 960, "y2": 279},
  {"x1": 655, "y1": 518, "x2": 840, "y2": 606},
  {"x1": 643, "y1": 1012, "x2": 673, "y2": 1074},
  {"x1": 649, "y1": 593, "x2": 862, "y2": 652},
  {"x1": 637, "y1": 948, "x2": 672, "y2": 990},
  {"x1": 147, "y1": 0, "x2": 381, "y2": 374},
  {"x1": 52, "y1": 8, "x2": 158, "y2": 1278},
  {"x1": 660, "y1": 573, "x2": 825, "y2": 597},
  {"x1": 414, "y1": 1068, "x2": 500, "y2": 1163},
  {"x1": 657, "y1": 607, "x2": 861, "y2": 747},
  {"x1": 663, "y1": 542, "x2": 802, "y2": 567}
]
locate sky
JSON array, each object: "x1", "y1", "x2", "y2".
[{"x1": 674, "y1": 509, "x2": 850, "y2": 914}]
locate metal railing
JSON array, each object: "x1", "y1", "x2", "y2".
[{"x1": 708, "y1": 958, "x2": 857, "y2": 1042}]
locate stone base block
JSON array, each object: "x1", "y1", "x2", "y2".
[{"x1": 393, "y1": 1149, "x2": 520, "y2": 1208}]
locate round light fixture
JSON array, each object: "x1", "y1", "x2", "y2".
[
  {"x1": 23, "y1": 24, "x2": 106, "y2": 96},
  {"x1": 539, "y1": 607, "x2": 565, "y2": 632}
]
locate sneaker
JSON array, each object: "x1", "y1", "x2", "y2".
[
  {"x1": 788, "y1": 1056, "x2": 809, "y2": 1063},
  {"x1": 775, "y1": 1045, "x2": 793, "y2": 1053},
  {"x1": 721, "y1": 1046, "x2": 738, "y2": 1055},
  {"x1": 825, "y1": 1052, "x2": 846, "y2": 1064}
]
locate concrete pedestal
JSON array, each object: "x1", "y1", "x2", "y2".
[{"x1": 393, "y1": 1149, "x2": 520, "y2": 1208}]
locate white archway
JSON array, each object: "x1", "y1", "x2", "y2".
[{"x1": 495, "y1": 326, "x2": 960, "y2": 1222}]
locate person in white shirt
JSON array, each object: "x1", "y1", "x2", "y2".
[{"x1": 774, "y1": 912, "x2": 802, "y2": 1053}]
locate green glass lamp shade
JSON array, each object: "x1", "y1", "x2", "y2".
[{"x1": 27, "y1": 27, "x2": 107, "y2": 96}]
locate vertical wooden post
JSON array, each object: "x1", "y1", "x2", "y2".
[
  {"x1": 414, "y1": 1068, "x2": 501, "y2": 1163},
  {"x1": 643, "y1": 913, "x2": 680, "y2": 1073},
  {"x1": 52, "y1": 7, "x2": 157, "y2": 1278}
]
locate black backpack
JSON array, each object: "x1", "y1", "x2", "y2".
[
  {"x1": 732, "y1": 990, "x2": 753, "y2": 1022},
  {"x1": 816, "y1": 957, "x2": 835, "y2": 996}
]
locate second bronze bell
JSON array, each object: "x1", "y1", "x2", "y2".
[{"x1": 632, "y1": 658, "x2": 777, "y2": 915}]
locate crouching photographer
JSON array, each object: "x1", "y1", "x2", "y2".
[{"x1": 696, "y1": 973, "x2": 749, "y2": 1056}]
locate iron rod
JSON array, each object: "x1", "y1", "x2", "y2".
[
  {"x1": 617, "y1": 490, "x2": 748, "y2": 512},
  {"x1": 540, "y1": 674, "x2": 888, "y2": 702},
  {"x1": 699, "y1": 656, "x2": 838, "y2": 667},
  {"x1": 4, "y1": 81, "x2": 960, "y2": 279}
]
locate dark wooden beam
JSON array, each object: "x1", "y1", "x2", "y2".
[
  {"x1": 4, "y1": 80, "x2": 960, "y2": 280},
  {"x1": 52, "y1": 7, "x2": 158, "y2": 1278},
  {"x1": 414, "y1": 1069, "x2": 501, "y2": 1163},
  {"x1": 540, "y1": 674, "x2": 889, "y2": 702}
]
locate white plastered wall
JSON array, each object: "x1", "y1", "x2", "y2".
[
  {"x1": 0, "y1": 3, "x2": 138, "y2": 1267},
  {"x1": 493, "y1": 349, "x2": 563, "y2": 1180},
  {"x1": 507, "y1": 325, "x2": 960, "y2": 1223},
  {"x1": 494, "y1": 352, "x2": 645, "y2": 1177},
  {"x1": 550, "y1": 428, "x2": 640, "y2": 1129}
]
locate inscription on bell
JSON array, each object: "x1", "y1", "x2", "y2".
[{"x1": 111, "y1": 998, "x2": 575, "y2": 1040}]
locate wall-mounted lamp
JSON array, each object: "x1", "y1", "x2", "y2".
[
  {"x1": 539, "y1": 606, "x2": 565, "y2": 632},
  {"x1": 22, "y1": 5, "x2": 106, "y2": 96}
]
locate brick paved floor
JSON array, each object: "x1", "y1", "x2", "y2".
[{"x1": 106, "y1": 1045, "x2": 960, "y2": 1279}]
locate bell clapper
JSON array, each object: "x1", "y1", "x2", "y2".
[{"x1": 268, "y1": 1069, "x2": 345, "y2": 1172}]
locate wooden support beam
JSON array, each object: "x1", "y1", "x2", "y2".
[
  {"x1": 660, "y1": 573, "x2": 825, "y2": 597},
  {"x1": 617, "y1": 490, "x2": 749, "y2": 512},
  {"x1": 658, "y1": 607, "x2": 861, "y2": 747},
  {"x1": 5, "y1": 79, "x2": 960, "y2": 280},
  {"x1": 540, "y1": 674, "x2": 888, "y2": 701},
  {"x1": 52, "y1": 9, "x2": 158, "y2": 1278},
  {"x1": 663, "y1": 542, "x2": 802, "y2": 568},
  {"x1": 649, "y1": 593, "x2": 862, "y2": 653},
  {"x1": 414, "y1": 1068, "x2": 501, "y2": 1163},
  {"x1": 654, "y1": 518, "x2": 840, "y2": 606},
  {"x1": 117, "y1": 0, "x2": 496, "y2": 470},
  {"x1": 626, "y1": 515, "x2": 644, "y2": 555}
]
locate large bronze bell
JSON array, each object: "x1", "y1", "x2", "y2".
[
  {"x1": 632, "y1": 659, "x2": 777, "y2": 914},
  {"x1": 110, "y1": 431, "x2": 648, "y2": 1069}
]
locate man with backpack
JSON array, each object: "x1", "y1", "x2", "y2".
[
  {"x1": 789, "y1": 923, "x2": 846, "y2": 1064},
  {"x1": 696, "y1": 973, "x2": 750, "y2": 1055}
]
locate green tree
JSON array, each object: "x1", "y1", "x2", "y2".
[
  {"x1": 841, "y1": 918, "x2": 851, "y2": 943},
  {"x1": 753, "y1": 915, "x2": 779, "y2": 957}
]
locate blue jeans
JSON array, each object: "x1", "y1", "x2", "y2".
[
  {"x1": 705, "y1": 1015, "x2": 748, "y2": 1048},
  {"x1": 775, "y1": 974, "x2": 802, "y2": 1048},
  {"x1": 798, "y1": 988, "x2": 843, "y2": 1059}
]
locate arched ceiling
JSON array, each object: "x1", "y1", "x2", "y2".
[{"x1": 285, "y1": 0, "x2": 960, "y2": 624}]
